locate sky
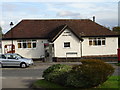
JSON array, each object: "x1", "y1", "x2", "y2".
[
  {"x1": 0, "y1": 0, "x2": 120, "y2": 33},
  {"x1": 118, "y1": 1, "x2": 120, "y2": 27}
]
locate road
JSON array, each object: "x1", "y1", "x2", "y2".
[
  {"x1": 2, "y1": 68, "x2": 46, "y2": 78},
  {"x1": 2, "y1": 62, "x2": 82, "y2": 78},
  {"x1": 2, "y1": 63, "x2": 119, "y2": 77},
  {"x1": 1, "y1": 62, "x2": 51, "y2": 89},
  {"x1": 1, "y1": 62, "x2": 120, "y2": 89}
]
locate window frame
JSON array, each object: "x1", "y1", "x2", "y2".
[
  {"x1": 17, "y1": 40, "x2": 37, "y2": 49},
  {"x1": 89, "y1": 38, "x2": 106, "y2": 46},
  {"x1": 64, "y1": 42, "x2": 71, "y2": 48}
]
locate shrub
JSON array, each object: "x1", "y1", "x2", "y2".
[
  {"x1": 66, "y1": 59, "x2": 115, "y2": 88},
  {"x1": 42, "y1": 60, "x2": 115, "y2": 88},
  {"x1": 115, "y1": 63, "x2": 120, "y2": 66},
  {"x1": 42, "y1": 64, "x2": 72, "y2": 85}
]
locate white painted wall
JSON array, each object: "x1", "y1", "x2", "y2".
[
  {"x1": 2, "y1": 39, "x2": 48, "y2": 58},
  {"x1": 82, "y1": 37, "x2": 118, "y2": 56},
  {"x1": 54, "y1": 29, "x2": 81, "y2": 57},
  {"x1": 1, "y1": 36, "x2": 118, "y2": 58}
]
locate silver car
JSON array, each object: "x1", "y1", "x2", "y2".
[{"x1": 0, "y1": 53, "x2": 34, "y2": 68}]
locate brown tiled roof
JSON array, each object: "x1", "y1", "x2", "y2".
[
  {"x1": 48, "y1": 24, "x2": 83, "y2": 42},
  {"x1": 3, "y1": 19, "x2": 118, "y2": 40}
]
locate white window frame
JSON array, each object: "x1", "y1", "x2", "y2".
[
  {"x1": 17, "y1": 40, "x2": 37, "y2": 49},
  {"x1": 89, "y1": 38, "x2": 106, "y2": 46},
  {"x1": 64, "y1": 42, "x2": 71, "y2": 48}
]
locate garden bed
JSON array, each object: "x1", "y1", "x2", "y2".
[
  {"x1": 31, "y1": 76, "x2": 120, "y2": 89},
  {"x1": 32, "y1": 60, "x2": 117, "y2": 89}
]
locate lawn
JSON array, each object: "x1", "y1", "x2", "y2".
[
  {"x1": 32, "y1": 79, "x2": 66, "y2": 89},
  {"x1": 32, "y1": 76, "x2": 120, "y2": 89},
  {"x1": 98, "y1": 76, "x2": 120, "y2": 88}
]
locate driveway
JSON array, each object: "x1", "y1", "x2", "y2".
[
  {"x1": 1, "y1": 61, "x2": 119, "y2": 89},
  {"x1": 112, "y1": 64, "x2": 119, "y2": 76}
]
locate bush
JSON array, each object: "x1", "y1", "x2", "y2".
[
  {"x1": 42, "y1": 64, "x2": 72, "y2": 85},
  {"x1": 66, "y1": 59, "x2": 115, "y2": 88},
  {"x1": 115, "y1": 63, "x2": 120, "y2": 66},
  {"x1": 42, "y1": 60, "x2": 115, "y2": 88}
]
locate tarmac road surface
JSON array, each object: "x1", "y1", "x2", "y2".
[{"x1": 1, "y1": 62, "x2": 119, "y2": 89}]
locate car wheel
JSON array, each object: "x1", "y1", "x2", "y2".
[{"x1": 20, "y1": 63, "x2": 27, "y2": 68}]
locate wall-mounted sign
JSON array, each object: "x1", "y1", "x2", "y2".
[{"x1": 62, "y1": 31, "x2": 71, "y2": 36}]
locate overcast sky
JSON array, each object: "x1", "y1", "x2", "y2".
[{"x1": 0, "y1": 0, "x2": 119, "y2": 33}]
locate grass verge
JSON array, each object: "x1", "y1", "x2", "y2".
[
  {"x1": 98, "y1": 76, "x2": 120, "y2": 88},
  {"x1": 32, "y1": 76, "x2": 120, "y2": 89}
]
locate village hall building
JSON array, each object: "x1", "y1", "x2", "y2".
[{"x1": 2, "y1": 19, "x2": 118, "y2": 61}]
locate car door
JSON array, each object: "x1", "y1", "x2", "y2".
[
  {"x1": 6, "y1": 54, "x2": 21, "y2": 66},
  {"x1": 0, "y1": 54, "x2": 8, "y2": 66}
]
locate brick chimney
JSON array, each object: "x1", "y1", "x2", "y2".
[{"x1": 93, "y1": 16, "x2": 95, "y2": 22}]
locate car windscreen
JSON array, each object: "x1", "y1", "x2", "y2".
[{"x1": 16, "y1": 54, "x2": 24, "y2": 58}]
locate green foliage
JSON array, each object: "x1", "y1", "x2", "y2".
[
  {"x1": 112, "y1": 26, "x2": 120, "y2": 48},
  {"x1": 42, "y1": 64, "x2": 72, "y2": 85},
  {"x1": 32, "y1": 76, "x2": 119, "y2": 89},
  {"x1": 0, "y1": 26, "x2": 2, "y2": 31},
  {"x1": 42, "y1": 60, "x2": 115, "y2": 88},
  {"x1": 66, "y1": 59, "x2": 115, "y2": 88},
  {"x1": 98, "y1": 76, "x2": 120, "y2": 88},
  {"x1": 115, "y1": 63, "x2": 120, "y2": 66},
  {"x1": 33, "y1": 79, "x2": 66, "y2": 88},
  {"x1": 0, "y1": 26, "x2": 2, "y2": 38},
  {"x1": 112, "y1": 26, "x2": 120, "y2": 34}
]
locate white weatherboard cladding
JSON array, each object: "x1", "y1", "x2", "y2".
[
  {"x1": 54, "y1": 29, "x2": 81, "y2": 57},
  {"x1": 82, "y1": 37, "x2": 118, "y2": 56},
  {"x1": 2, "y1": 39, "x2": 48, "y2": 58}
]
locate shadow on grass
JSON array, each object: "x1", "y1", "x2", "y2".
[{"x1": 31, "y1": 76, "x2": 120, "y2": 89}]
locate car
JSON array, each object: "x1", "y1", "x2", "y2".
[{"x1": 0, "y1": 53, "x2": 34, "y2": 68}]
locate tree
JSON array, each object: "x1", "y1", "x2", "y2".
[
  {"x1": 0, "y1": 26, "x2": 2, "y2": 52},
  {"x1": 112, "y1": 27, "x2": 120, "y2": 34},
  {"x1": 112, "y1": 26, "x2": 120, "y2": 48},
  {"x1": 0, "y1": 26, "x2": 2, "y2": 38}
]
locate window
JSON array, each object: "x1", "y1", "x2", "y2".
[
  {"x1": 64, "y1": 42, "x2": 70, "y2": 48},
  {"x1": 6, "y1": 55, "x2": 16, "y2": 59},
  {"x1": 17, "y1": 40, "x2": 37, "y2": 49},
  {"x1": 0, "y1": 55, "x2": 6, "y2": 59},
  {"x1": 32, "y1": 40, "x2": 37, "y2": 48},
  {"x1": 18, "y1": 40, "x2": 22, "y2": 48},
  {"x1": 89, "y1": 38, "x2": 106, "y2": 46},
  {"x1": 23, "y1": 40, "x2": 27, "y2": 48},
  {"x1": 28, "y1": 42, "x2": 31, "y2": 48}
]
